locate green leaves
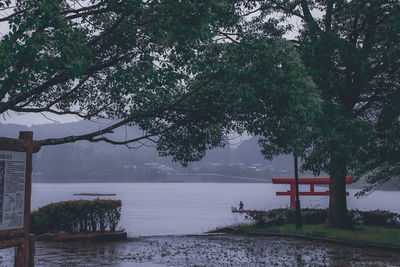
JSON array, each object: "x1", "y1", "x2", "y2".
[
  {"x1": 2, "y1": 0, "x2": 397, "y2": 189},
  {"x1": 0, "y1": 0, "x2": 242, "y2": 163},
  {"x1": 231, "y1": 38, "x2": 319, "y2": 159},
  {"x1": 245, "y1": 0, "x2": 400, "y2": 190}
]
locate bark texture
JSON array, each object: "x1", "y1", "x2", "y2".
[{"x1": 327, "y1": 154, "x2": 350, "y2": 228}]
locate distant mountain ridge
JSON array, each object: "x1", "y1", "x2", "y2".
[
  {"x1": 1, "y1": 121, "x2": 295, "y2": 182},
  {"x1": 2, "y1": 121, "x2": 398, "y2": 190}
]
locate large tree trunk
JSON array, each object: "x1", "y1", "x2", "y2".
[
  {"x1": 327, "y1": 173, "x2": 349, "y2": 227},
  {"x1": 326, "y1": 154, "x2": 350, "y2": 228}
]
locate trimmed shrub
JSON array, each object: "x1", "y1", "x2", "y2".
[
  {"x1": 357, "y1": 209, "x2": 399, "y2": 227},
  {"x1": 30, "y1": 200, "x2": 121, "y2": 235},
  {"x1": 246, "y1": 208, "x2": 399, "y2": 228},
  {"x1": 245, "y1": 210, "x2": 269, "y2": 226},
  {"x1": 301, "y1": 209, "x2": 327, "y2": 224},
  {"x1": 246, "y1": 209, "x2": 295, "y2": 226}
]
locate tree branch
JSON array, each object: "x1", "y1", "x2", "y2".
[
  {"x1": 324, "y1": 0, "x2": 333, "y2": 31},
  {"x1": 65, "y1": 7, "x2": 110, "y2": 20},
  {"x1": 0, "y1": 8, "x2": 26, "y2": 22},
  {"x1": 0, "y1": 51, "x2": 135, "y2": 114},
  {"x1": 37, "y1": 73, "x2": 221, "y2": 146},
  {"x1": 217, "y1": 31, "x2": 239, "y2": 44},
  {"x1": 16, "y1": 76, "x2": 91, "y2": 109},
  {"x1": 300, "y1": 0, "x2": 321, "y2": 34},
  {"x1": 39, "y1": 118, "x2": 132, "y2": 146},
  {"x1": 90, "y1": 134, "x2": 158, "y2": 146},
  {"x1": 268, "y1": 0, "x2": 305, "y2": 19}
]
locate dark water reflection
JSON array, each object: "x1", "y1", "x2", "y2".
[{"x1": 33, "y1": 235, "x2": 400, "y2": 266}]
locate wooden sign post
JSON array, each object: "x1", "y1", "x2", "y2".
[{"x1": 0, "y1": 132, "x2": 40, "y2": 267}]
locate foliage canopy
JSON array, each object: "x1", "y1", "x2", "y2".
[
  {"x1": 0, "y1": 0, "x2": 317, "y2": 166},
  {"x1": 245, "y1": 0, "x2": 400, "y2": 192}
]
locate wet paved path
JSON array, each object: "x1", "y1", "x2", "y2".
[{"x1": 32, "y1": 234, "x2": 400, "y2": 266}]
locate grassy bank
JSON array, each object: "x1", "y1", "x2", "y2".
[{"x1": 241, "y1": 224, "x2": 400, "y2": 247}]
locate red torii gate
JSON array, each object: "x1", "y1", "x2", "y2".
[{"x1": 272, "y1": 176, "x2": 353, "y2": 210}]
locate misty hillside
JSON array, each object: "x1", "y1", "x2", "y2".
[
  {"x1": 2, "y1": 121, "x2": 314, "y2": 182},
  {"x1": 231, "y1": 137, "x2": 297, "y2": 172}
]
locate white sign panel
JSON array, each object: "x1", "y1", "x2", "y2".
[{"x1": 0, "y1": 150, "x2": 26, "y2": 230}]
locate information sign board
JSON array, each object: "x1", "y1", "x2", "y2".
[{"x1": 0, "y1": 150, "x2": 26, "y2": 231}]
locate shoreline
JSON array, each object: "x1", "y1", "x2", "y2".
[
  {"x1": 34, "y1": 226, "x2": 400, "y2": 253},
  {"x1": 30, "y1": 181, "x2": 400, "y2": 191}
]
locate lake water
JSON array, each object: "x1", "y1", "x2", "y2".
[{"x1": 30, "y1": 183, "x2": 400, "y2": 237}]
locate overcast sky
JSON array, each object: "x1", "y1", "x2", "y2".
[{"x1": 0, "y1": 111, "x2": 80, "y2": 126}]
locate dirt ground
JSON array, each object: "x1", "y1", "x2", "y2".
[{"x1": 26, "y1": 234, "x2": 400, "y2": 266}]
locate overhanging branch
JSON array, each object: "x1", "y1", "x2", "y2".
[
  {"x1": 37, "y1": 73, "x2": 221, "y2": 146},
  {"x1": 0, "y1": 51, "x2": 135, "y2": 114}
]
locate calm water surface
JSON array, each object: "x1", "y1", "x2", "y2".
[{"x1": 30, "y1": 182, "x2": 400, "y2": 236}]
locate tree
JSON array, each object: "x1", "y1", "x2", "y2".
[
  {"x1": 246, "y1": 0, "x2": 400, "y2": 227},
  {"x1": 0, "y1": 0, "x2": 317, "y2": 167},
  {"x1": 154, "y1": 33, "x2": 319, "y2": 164},
  {"x1": 0, "y1": 0, "x2": 242, "y2": 161},
  {"x1": 234, "y1": 37, "x2": 319, "y2": 230}
]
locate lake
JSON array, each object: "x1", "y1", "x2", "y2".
[{"x1": 30, "y1": 182, "x2": 400, "y2": 237}]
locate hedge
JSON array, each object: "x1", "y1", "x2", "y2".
[
  {"x1": 246, "y1": 208, "x2": 400, "y2": 228},
  {"x1": 30, "y1": 199, "x2": 121, "y2": 235}
]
